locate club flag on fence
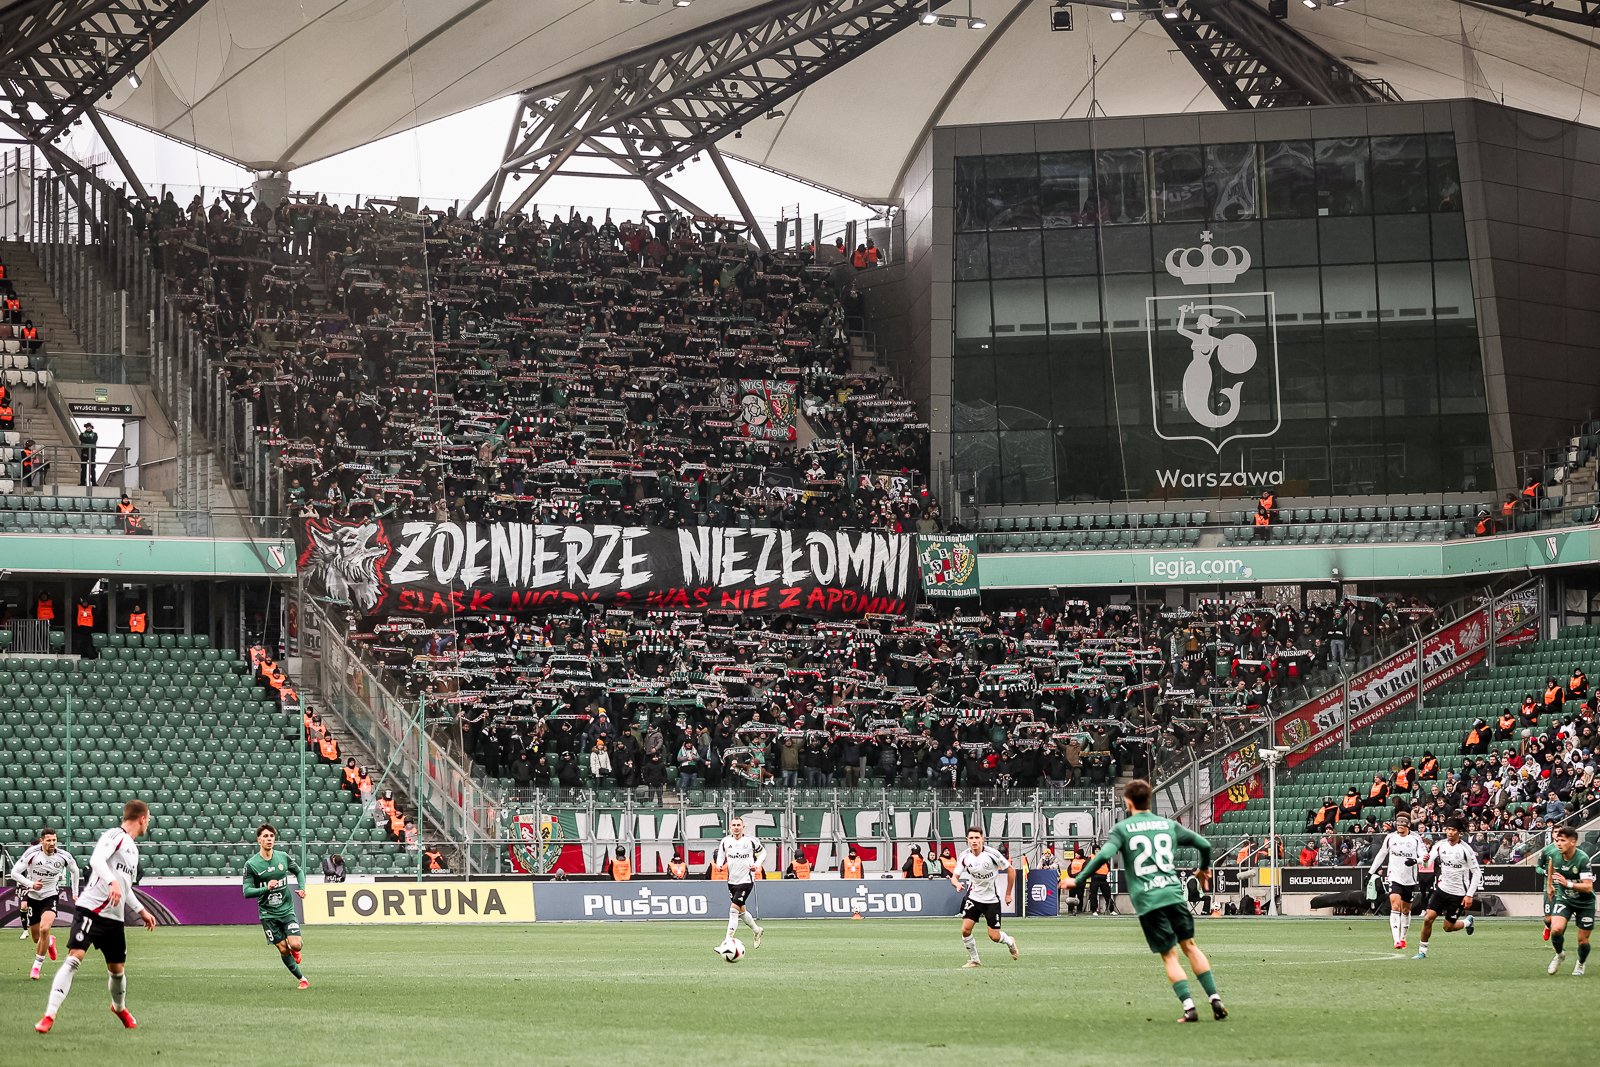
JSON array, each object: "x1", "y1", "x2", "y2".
[
  {"x1": 917, "y1": 533, "x2": 981, "y2": 599},
  {"x1": 1211, "y1": 772, "x2": 1264, "y2": 824}
]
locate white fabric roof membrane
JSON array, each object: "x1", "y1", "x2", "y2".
[{"x1": 104, "y1": 0, "x2": 1600, "y2": 202}]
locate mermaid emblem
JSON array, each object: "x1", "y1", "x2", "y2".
[{"x1": 1147, "y1": 231, "x2": 1280, "y2": 454}]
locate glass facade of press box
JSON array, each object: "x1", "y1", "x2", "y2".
[{"x1": 951, "y1": 133, "x2": 1492, "y2": 505}]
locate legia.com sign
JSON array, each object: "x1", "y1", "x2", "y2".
[
  {"x1": 297, "y1": 519, "x2": 914, "y2": 618},
  {"x1": 1148, "y1": 231, "x2": 1284, "y2": 489}
]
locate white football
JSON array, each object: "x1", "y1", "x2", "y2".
[{"x1": 719, "y1": 938, "x2": 745, "y2": 962}]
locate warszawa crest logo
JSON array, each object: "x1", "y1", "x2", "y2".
[{"x1": 1147, "y1": 230, "x2": 1281, "y2": 454}]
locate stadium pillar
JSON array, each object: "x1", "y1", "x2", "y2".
[
  {"x1": 298, "y1": 694, "x2": 308, "y2": 880},
  {"x1": 416, "y1": 694, "x2": 427, "y2": 882},
  {"x1": 64, "y1": 689, "x2": 73, "y2": 846},
  {"x1": 1262, "y1": 746, "x2": 1284, "y2": 917}
]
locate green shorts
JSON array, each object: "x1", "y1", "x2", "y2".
[
  {"x1": 261, "y1": 917, "x2": 302, "y2": 945},
  {"x1": 1551, "y1": 901, "x2": 1595, "y2": 930},
  {"x1": 1138, "y1": 902, "x2": 1196, "y2": 955}
]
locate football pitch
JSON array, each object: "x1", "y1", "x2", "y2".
[{"x1": 0, "y1": 917, "x2": 1579, "y2": 1066}]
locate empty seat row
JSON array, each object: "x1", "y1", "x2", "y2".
[
  {"x1": 978, "y1": 527, "x2": 1204, "y2": 552},
  {"x1": 1220, "y1": 520, "x2": 1472, "y2": 545},
  {"x1": 0, "y1": 368, "x2": 51, "y2": 388},
  {"x1": 979, "y1": 511, "x2": 1207, "y2": 532},
  {"x1": 0, "y1": 494, "x2": 118, "y2": 512}
]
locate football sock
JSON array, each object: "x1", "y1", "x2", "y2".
[
  {"x1": 108, "y1": 972, "x2": 126, "y2": 1011},
  {"x1": 739, "y1": 909, "x2": 759, "y2": 931},
  {"x1": 33, "y1": 954, "x2": 44, "y2": 967},
  {"x1": 1579, "y1": 943, "x2": 1591, "y2": 964},
  {"x1": 1196, "y1": 970, "x2": 1219, "y2": 999},
  {"x1": 726, "y1": 908, "x2": 739, "y2": 940},
  {"x1": 1553, "y1": 932, "x2": 1566, "y2": 954},
  {"x1": 280, "y1": 951, "x2": 303, "y2": 979},
  {"x1": 1401, "y1": 913, "x2": 1411, "y2": 936},
  {"x1": 1418, "y1": 941, "x2": 1428, "y2": 953},
  {"x1": 1172, "y1": 979, "x2": 1193, "y2": 1010},
  {"x1": 998, "y1": 932, "x2": 1015, "y2": 948},
  {"x1": 46, "y1": 955, "x2": 79, "y2": 1016},
  {"x1": 1389, "y1": 913, "x2": 1401, "y2": 940},
  {"x1": 962, "y1": 934, "x2": 979, "y2": 961}
]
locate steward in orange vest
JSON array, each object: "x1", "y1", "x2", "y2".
[
  {"x1": 74, "y1": 600, "x2": 93, "y2": 628},
  {"x1": 35, "y1": 592, "x2": 54, "y2": 621},
  {"x1": 1418, "y1": 753, "x2": 1439, "y2": 780},
  {"x1": 668, "y1": 857, "x2": 688, "y2": 879},
  {"x1": 1336, "y1": 790, "x2": 1362, "y2": 822},
  {"x1": 710, "y1": 860, "x2": 728, "y2": 880},
  {"x1": 1570, "y1": 669, "x2": 1588, "y2": 699},
  {"x1": 318, "y1": 733, "x2": 340, "y2": 764},
  {"x1": 1393, "y1": 762, "x2": 1416, "y2": 793},
  {"x1": 786, "y1": 857, "x2": 812, "y2": 879},
  {"x1": 127, "y1": 605, "x2": 147, "y2": 633},
  {"x1": 1545, "y1": 679, "x2": 1566, "y2": 711},
  {"x1": 901, "y1": 847, "x2": 927, "y2": 878},
  {"x1": 424, "y1": 848, "x2": 448, "y2": 873},
  {"x1": 1496, "y1": 710, "x2": 1516, "y2": 739},
  {"x1": 609, "y1": 848, "x2": 632, "y2": 881},
  {"x1": 841, "y1": 851, "x2": 863, "y2": 878},
  {"x1": 1365, "y1": 775, "x2": 1390, "y2": 807}
]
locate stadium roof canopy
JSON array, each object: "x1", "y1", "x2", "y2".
[{"x1": 88, "y1": 0, "x2": 1600, "y2": 204}]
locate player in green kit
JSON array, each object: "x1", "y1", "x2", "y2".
[
  {"x1": 1539, "y1": 825, "x2": 1594, "y2": 976},
  {"x1": 1061, "y1": 779, "x2": 1228, "y2": 1023},
  {"x1": 243, "y1": 824, "x2": 309, "y2": 988}
]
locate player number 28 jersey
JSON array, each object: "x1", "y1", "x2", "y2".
[
  {"x1": 713, "y1": 835, "x2": 765, "y2": 884},
  {"x1": 74, "y1": 826, "x2": 142, "y2": 923},
  {"x1": 1084, "y1": 814, "x2": 1212, "y2": 915},
  {"x1": 954, "y1": 846, "x2": 1012, "y2": 904},
  {"x1": 10, "y1": 846, "x2": 81, "y2": 898},
  {"x1": 1369, "y1": 832, "x2": 1426, "y2": 886}
]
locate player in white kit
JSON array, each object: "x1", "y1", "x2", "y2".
[
  {"x1": 36, "y1": 801, "x2": 158, "y2": 1034},
  {"x1": 950, "y1": 828, "x2": 1018, "y2": 968},
  {"x1": 1367, "y1": 813, "x2": 1425, "y2": 949},
  {"x1": 1412, "y1": 816, "x2": 1481, "y2": 960},
  {"x1": 713, "y1": 817, "x2": 765, "y2": 952},
  {"x1": 10, "y1": 827, "x2": 81, "y2": 979}
]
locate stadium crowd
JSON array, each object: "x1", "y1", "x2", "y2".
[
  {"x1": 131, "y1": 191, "x2": 1436, "y2": 794},
  {"x1": 147, "y1": 193, "x2": 931, "y2": 534},
  {"x1": 356, "y1": 593, "x2": 1427, "y2": 792}
]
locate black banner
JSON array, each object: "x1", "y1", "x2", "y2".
[{"x1": 296, "y1": 519, "x2": 914, "y2": 618}]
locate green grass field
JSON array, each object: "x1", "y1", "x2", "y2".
[{"x1": 0, "y1": 917, "x2": 1581, "y2": 1066}]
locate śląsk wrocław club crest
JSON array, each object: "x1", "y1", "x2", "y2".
[{"x1": 1146, "y1": 231, "x2": 1281, "y2": 454}]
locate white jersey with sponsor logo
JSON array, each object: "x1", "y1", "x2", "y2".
[
  {"x1": 954, "y1": 846, "x2": 1012, "y2": 905},
  {"x1": 713, "y1": 835, "x2": 765, "y2": 885},
  {"x1": 1428, "y1": 839, "x2": 1482, "y2": 897},
  {"x1": 10, "y1": 845, "x2": 80, "y2": 898},
  {"x1": 75, "y1": 826, "x2": 143, "y2": 923},
  {"x1": 1369, "y1": 831, "x2": 1426, "y2": 887}
]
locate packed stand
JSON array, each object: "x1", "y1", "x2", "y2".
[
  {"x1": 343, "y1": 594, "x2": 1429, "y2": 795},
  {"x1": 145, "y1": 192, "x2": 933, "y2": 535}
]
